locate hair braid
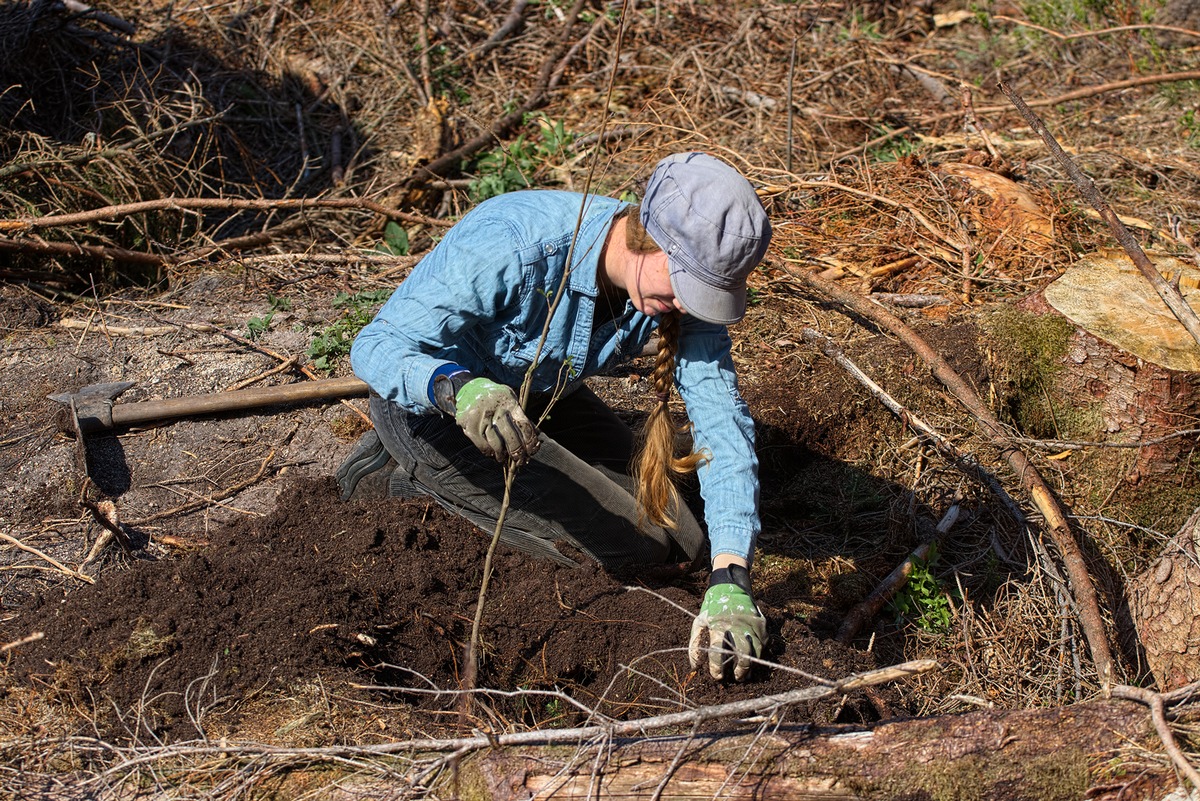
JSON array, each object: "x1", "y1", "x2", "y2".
[
  {"x1": 622, "y1": 204, "x2": 656, "y2": 253},
  {"x1": 633, "y1": 311, "x2": 706, "y2": 529}
]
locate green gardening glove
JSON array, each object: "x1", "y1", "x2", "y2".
[
  {"x1": 688, "y1": 565, "x2": 766, "y2": 681},
  {"x1": 454, "y1": 377, "x2": 540, "y2": 466}
]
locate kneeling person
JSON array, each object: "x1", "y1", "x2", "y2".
[{"x1": 343, "y1": 152, "x2": 771, "y2": 682}]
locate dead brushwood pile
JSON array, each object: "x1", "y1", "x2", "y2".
[{"x1": 2, "y1": 0, "x2": 1200, "y2": 798}]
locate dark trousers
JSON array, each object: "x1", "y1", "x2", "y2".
[{"x1": 369, "y1": 386, "x2": 707, "y2": 568}]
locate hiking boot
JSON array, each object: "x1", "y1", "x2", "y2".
[
  {"x1": 388, "y1": 468, "x2": 422, "y2": 499},
  {"x1": 335, "y1": 429, "x2": 392, "y2": 500}
]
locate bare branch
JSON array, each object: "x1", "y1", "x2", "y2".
[
  {"x1": 0, "y1": 530, "x2": 95, "y2": 584},
  {"x1": 1112, "y1": 683, "x2": 1200, "y2": 793},
  {"x1": 1000, "y1": 80, "x2": 1200, "y2": 349},
  {"x1": 0, "y1": 196, "x2": 452, "y2": 234}
]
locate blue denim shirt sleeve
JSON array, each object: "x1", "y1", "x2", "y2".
[
  {"x1": 351, "y1": 190, "x2": 625, "y2": 412},
  {"x1": 350, "y1": 203, "x2": 532, "y2": 413},
  {"x1": 675, "y1": 316, "x2": 760, "y2": 563}
]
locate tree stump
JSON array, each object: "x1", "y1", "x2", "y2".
[
  {"x1": 991, "y1": 251, "x2": 1200, "y2": 485},
  {"x1": 1127, "y1": 507, "x2": 1200, "y2": 691}
]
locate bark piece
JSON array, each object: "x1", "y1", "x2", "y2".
[
  {"x1": 1128, "y1": 508, "x2": 1200, "y2": 691},
  {"x1": 937, "y1": 162, "x2": 1054, "y2": 244}
]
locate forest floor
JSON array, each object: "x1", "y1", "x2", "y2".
[{"x1": 2, "y1": 0, "x2": 1200, "y2": 798}]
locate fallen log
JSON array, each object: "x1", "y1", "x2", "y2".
[{"x1": 464, "y1": 700, "x2": 1169, "y2": 800}]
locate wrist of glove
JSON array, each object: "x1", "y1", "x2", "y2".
[
  {"x1": 452, "y1": 377, "x2": 540, "y2": 466},
  {"x1": 688, "y1": 564, "x2": 766, "y2": 681},
  {"x1": 433, "y1": 369, "x2": 474, "y2": 416}
]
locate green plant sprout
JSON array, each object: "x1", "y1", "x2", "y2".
[
  {"x1": 1181, "y1": 109, "x2": 1200, "y2": 147},
  {"x1": 307, "y1": 289, "x2": 391, "y2": 372},
  {"x1": 867, "y1": 126, "x2": 919, "y2": 162},
  {"x1": 836, "y1": 10, "x2": 882, "y2": 40},
  {"x1": 246, "y1": 310, "x2": 273, "y2": 340},
  {"x1": 375, "y1": 221, "x2": 410, "y2": 256},
  {"x1": 891, "y1": 544, "x2": 955, "y2": 633},
  {"x1": 468, "y1": 113, "x2": 577, "y2": 201},
  {"x1": 245, "y1": 294, "x2": 292, "y2": 340}
]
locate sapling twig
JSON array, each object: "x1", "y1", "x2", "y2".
[
  {"x1": 460, "y1": 462, "x2": 517, "y2": 713},
  {"x1": 460, "y1": 0, "x2": 634, "y2": 718}
]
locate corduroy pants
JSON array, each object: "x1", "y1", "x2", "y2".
[{"x1": 368, "y1": 385, "x2": 706, "y2": 569}]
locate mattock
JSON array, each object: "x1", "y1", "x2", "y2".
[
  {"x1": 49, "y1": 376, "x2": 369, "y2": 480},
  {"x1": 50, "y1": 376, "x2": 369, "y2": 434}
]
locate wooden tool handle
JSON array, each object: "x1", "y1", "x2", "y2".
[{"x1": 107, "y1": 376, "x2": 369, "y2": 429}]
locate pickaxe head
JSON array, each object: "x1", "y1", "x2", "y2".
[
  {"x1": 49, "y1": 381, "x2": 135, "y2": 437},
  {"x1": 48, "y1": 381, "x2": 136, "y2": 488}
]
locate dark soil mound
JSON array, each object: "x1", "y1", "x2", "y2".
[{"x1": 6, "y1": 478, "x2": 885, "y2": 743}]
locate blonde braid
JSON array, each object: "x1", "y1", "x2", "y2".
[
  {"x1": 620, "y1": 205, "x2": 705, "y2": 528},
  {"x1": 633, "y1": 311, "x2": 706, "y2": 529}
]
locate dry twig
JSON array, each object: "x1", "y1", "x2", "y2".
[
  {"x1": 0, "y1": 530, "x2": 94, "y2": 585},
  {"x1": 1112, "y1": 681, "x2": 1200, "y2": 794},
  {"x1": 800, "y1": 326, "x2": 1022, "y2": 523},
  {"x1": 1000, "y1": 80, "x2": 1200, "y2": 349},
  {"x1": 0, "y1": 196, "x2": 451, "y2": 235},
  {"x1": 782, "y1": 263, "x2": 1117, "y2": 685},
  {"x1": 102, "y1": 660, "x2": 940, "y2": 766},
  {"x1": 993, "y1": 15, "x2": 1200, "y2": 42},
  {"x1": 1, "y1": 631, "x2": 45, "y2": 654},
  {"x1": 126, "y1": 449, "x2": 277, "y2": 527}
]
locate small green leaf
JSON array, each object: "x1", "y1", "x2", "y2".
[{"x1": 383, "y1": 221, "x2": 410, "y2": 255}]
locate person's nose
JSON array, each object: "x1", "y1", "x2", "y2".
[{"x1": 672, "y1": 297, "x2": 688, "y2": 314}]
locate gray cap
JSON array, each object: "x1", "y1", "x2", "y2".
[{"x1": 640, "y1": 152, "x2": 772, "y2": 325}]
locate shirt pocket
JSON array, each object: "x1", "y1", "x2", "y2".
[
  {"x1": 498, "y1": 240, "x2": 572, "y2": 375},
  {"x1": 502, "y1": 329, "x2": 579, "y2": 390}
]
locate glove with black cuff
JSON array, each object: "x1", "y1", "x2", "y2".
[
  {"x1": 688, "y1": 563, "x2": 766, "y2": 681},
  {"x1": 433, "y1": 370, "x2": 540, "y2": 466}
]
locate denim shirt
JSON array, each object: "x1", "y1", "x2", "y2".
[{"x1": 351, "y1": 189, "x2": 760, "y2": 563}]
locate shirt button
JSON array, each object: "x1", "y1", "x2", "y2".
[{"x1": 544, "y1": 243, "x2": 557, "y2": 255}]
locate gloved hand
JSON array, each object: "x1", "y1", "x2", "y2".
[
  {"x1": 688, "y1": 565, "x2": 766, "y2": 681},
  {"x1": 454, "y1": 377, "x2": 540, "y2": 466}
]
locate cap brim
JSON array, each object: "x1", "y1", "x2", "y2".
[{"x1": 669, "y1": 260, "x2": 747, "y2": 325}]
